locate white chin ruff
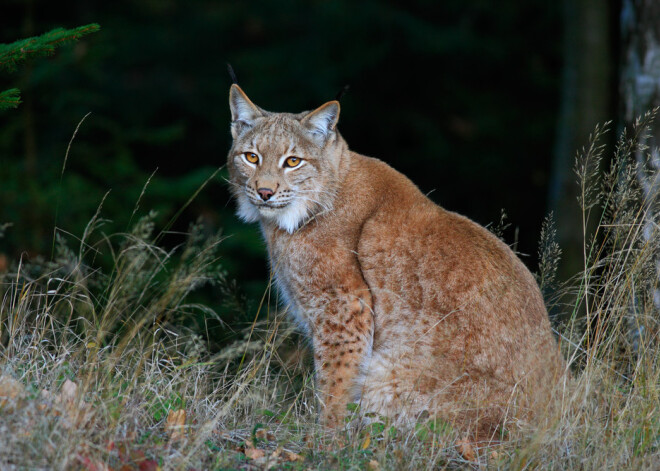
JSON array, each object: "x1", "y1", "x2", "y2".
[
  {"x1": 273, "y1": 199, "x2": 310, "y2": 233},
  {"x1": 236, "y1": 194, "x2": 260, "y2": 223},
  {"x1": 236, "y1": 194, "x2": 309, "y2": 233}
]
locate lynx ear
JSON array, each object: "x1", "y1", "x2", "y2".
[
  {"x1": 302, "y1": 101, "x2": 340, "y2": 144},
  {"x1": 229, "y1": 84, "x2": 262, "y2": 135}
]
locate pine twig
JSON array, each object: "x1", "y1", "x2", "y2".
[
  {"x1": 0, "y1": 23, "x2": 100, "y2": 73},
  {"x1": 0, "y1": 88, "x2": 21, "y2": 110}
]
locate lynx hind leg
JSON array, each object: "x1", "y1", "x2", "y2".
[
  {"x1": 357, "y1": 383, "x2": 508, "y2": 443},
  {"x1": 442, "y1": 369, "x2": 565, "y2": 443},
  {"x1": 356, "y1": 354, "x2": 528, "y2": 442}
]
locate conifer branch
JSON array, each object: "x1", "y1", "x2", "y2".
[
  {"x1": 0, "y1": 88, "x2": 21, "y2": 110},
  {"x1": 0, "y1": 23, "x2": 99, "y2": 112},
  {"x1": 0, "y1": 23, "x2": 100, "y2": 72}
]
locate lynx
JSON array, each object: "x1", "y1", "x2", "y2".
[{"x1": 226, "y1": 84, "x2": 566, "y2": 439}]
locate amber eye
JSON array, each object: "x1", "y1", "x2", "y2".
[
  {"x1": 244, "y1": 152, "x2": 259, "y2": 164},
  {"x1": 284, "y1": 156, "x2": 302, "y2": 168}
]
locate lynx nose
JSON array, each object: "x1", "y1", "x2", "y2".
[{"x1": 257, "y1": 187, "x2": 274, "y2": 201}]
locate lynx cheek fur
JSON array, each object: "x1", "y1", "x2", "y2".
[{"x1": 226, "y1": 84, "x2": 566, "y2": 438}]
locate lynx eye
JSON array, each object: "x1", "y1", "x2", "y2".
[
  {"x1": 243, "y1": 152, "x2": 259, "y2": 164},
  {"x1": 284, "y1": 156, "x2": 302, "y2": 168}
]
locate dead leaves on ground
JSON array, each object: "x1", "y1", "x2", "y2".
[
  {"x1": 97, "y1": 442, "x2": 160, "y2": 471},
  {"x1": 456, "y1": 437, "x2": 476, "y2": 461},
  {"x1": 456, "y1": 437, "x2": 507, "y2": 465},
  {"x1": 165, "y1": 408, "x2": 186, "y2": 442},
  {"x1": 231, "y1": 428, "x2": 304, "y2": 468},
  {"x1": 244, "y1": 444, "x2": 304, "y2": 466},
  {"x1": 367, "y1": 460, "x2": 380, "y2": 470}
]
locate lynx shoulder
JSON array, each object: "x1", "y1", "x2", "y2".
[{"x1": 226, "y1": 84, "x2": 567, "y2": 439}]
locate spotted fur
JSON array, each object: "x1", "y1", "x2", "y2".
[{"x1": 226, "y1": 84, "x2": 567, "y2": 439}]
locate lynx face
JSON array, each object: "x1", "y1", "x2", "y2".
[{"x1": 227, "y1": 85, "x2": 343, "y2": 233}]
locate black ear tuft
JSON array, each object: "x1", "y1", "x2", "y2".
[
  {"x1": 227, "y1": 63, "x2": 238, "y2": 84},
  {"x1": 335, "y1": 85, "x2": 350, "y2": 102}
]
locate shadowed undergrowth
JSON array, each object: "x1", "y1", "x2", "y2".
[{"x1": 1, "y1": 113, "x2": 660, "y2": 470}]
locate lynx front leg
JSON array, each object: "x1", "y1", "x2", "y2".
[{"x1": 312, "y1": 287, "x2": 373, "y2": 428}]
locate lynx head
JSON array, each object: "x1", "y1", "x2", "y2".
[{"x1": 227, "y1": 84, "x2": 345, "y2": 233}]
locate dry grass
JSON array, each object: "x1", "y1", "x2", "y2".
[{"x1": 1, "y1": 113, "x2": 660, "y2": 470}]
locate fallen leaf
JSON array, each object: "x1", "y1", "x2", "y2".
[
  {"x1": 59, "y1": 379, "x2": 78, "y2": 403},
  {"x1": 138, "y1": 459, "x2": 160, "y2": 471},
  {"x1": 284, "y1": 451, "x2": 303, "y2": 462},
  {"x1": 303, "y1": 433, "x2": 314, "y2": 448},
  {"x1": 245, "y1": 447, "x2": 266, "y2": 460},
  {"x1": 165, "y1": 409, "x2": 186, "y2": 441},
  {"x1": 361, "y1": 434, "x2": 371, "y2": 450},
  {"x1": 456, "y1": 437, "x2": 476, "y2": 461},
  {"x1": 255, "y1": 428, "x2": 268, "y2": 440},
  {"x1": 77, "y1": 454, "x2": 111, "y2": 471}
]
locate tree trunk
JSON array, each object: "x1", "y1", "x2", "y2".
[
  {"x1": 620, "y1": 0, "x2": 660, "y2": 349},
  {"x1": 550, "y1": 0, "x2": 613, "y2": 285}
]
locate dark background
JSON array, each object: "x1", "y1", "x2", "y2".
[{"x1": 0, "y1": 1, "x2": 618, "y2": 322}]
